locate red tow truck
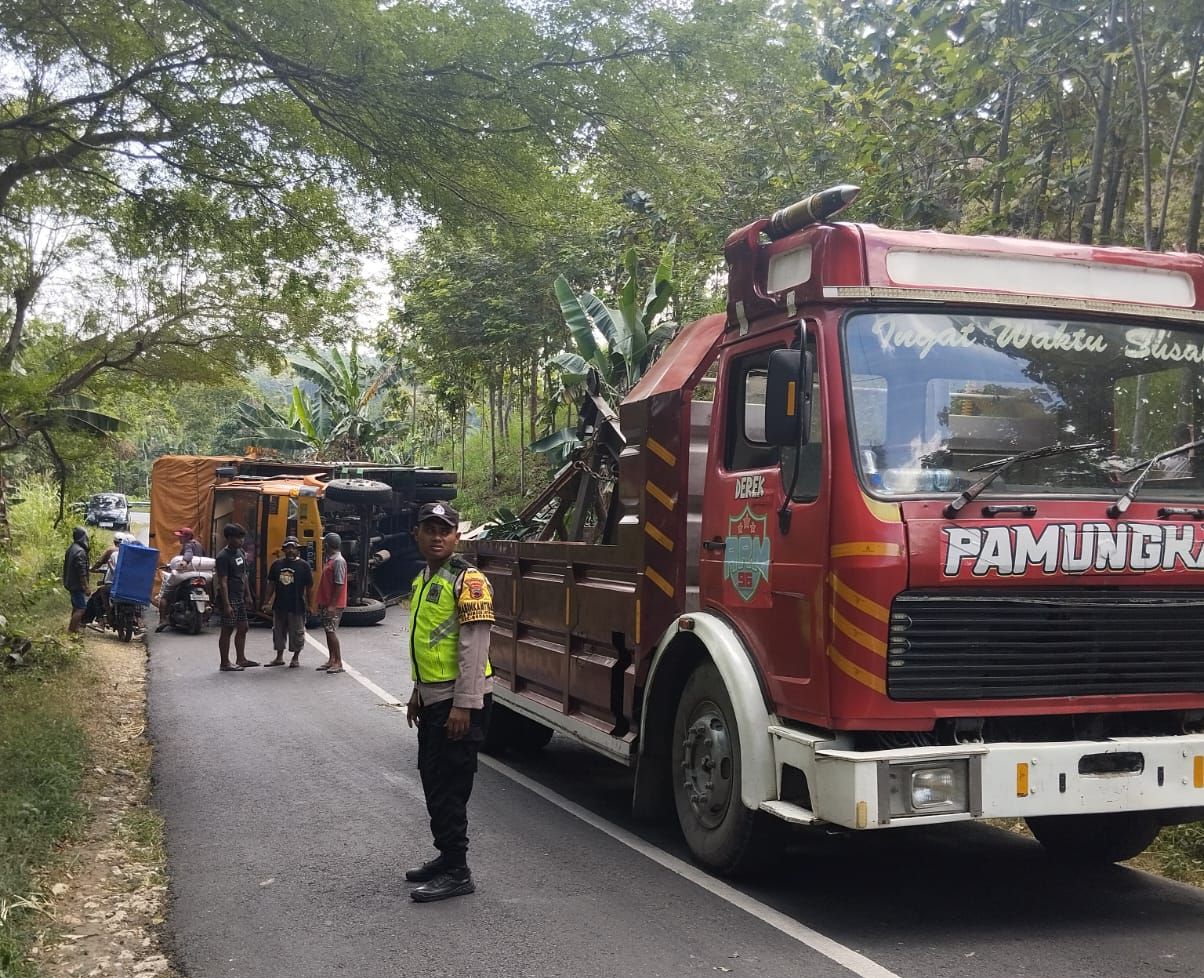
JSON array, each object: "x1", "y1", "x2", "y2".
[{"x1": 471, "y1": 186, "x2": 1204, "y2": 874}]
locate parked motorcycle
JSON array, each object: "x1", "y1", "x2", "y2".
[
  {"x1": 159, "y1": 568, "x2": 214, "y2": 635},
  {"x1": 85, "y1": 576, "x2": 142, "y2": 643}
]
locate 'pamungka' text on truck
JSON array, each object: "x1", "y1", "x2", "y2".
[{"x1": 470, "y1": 186, "x2": 1204, "y2": 874}]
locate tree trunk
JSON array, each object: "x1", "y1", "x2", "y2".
[
  {"x1": 1124, "y1": 0, "x2": 1155, "y2": 250},
  {"x1": 1029, "y1": 138, "x2": 1056, "y2": 236},
  {"x1": 460, "y1": 402, "x2": 467, "y2": 485},
  {"x1": 488, "y1": 377, "x2": 497, "y2": 488},
  {"x1": 1160, "y1": 54, "x2": 1202, "y2": 251},
  {"x1": 529, "y1": 354, "x2": 539, "y2": 447},
  {"x1": 1100, "y1": 129, "x2": 1127, "y2": 243},
  {"x1": 1187, "y1": 130, "x2": 1204, "y2": 253},
  {"x1": 518, "y1": 364, "x2": 526, "y2": 497},
  {"x1": 1115, "y1": 166, "x2": 1132, "y2": 241},
  {"x1": 1079, "y1": 0, "x2": 1120, "y2": 244}
]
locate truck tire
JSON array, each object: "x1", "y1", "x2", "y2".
[
  {"x1": 324, "y1": 478, "x2": 393, "y2": 506},
  {"x1": 672, "y1": 662, "x2": 761, "y2": 876},
  {"x1": 340, "y1": 598, "x2": 387, "y2": 627},
  {"x1": 1025, "y1": 813, "x2": 1161, "y2": 864}
]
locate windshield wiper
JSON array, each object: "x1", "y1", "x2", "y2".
[
  {"x1": 945, "y1": 441, "x2": 1107, "y2": 519},
  {"x1": 1108, "y1": 437, "x2": 1204, "y2": 518}
]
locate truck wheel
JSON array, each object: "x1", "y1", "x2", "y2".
[
  {"x1": 340, "y1": 598, "x2": 386, "y2": 626},
  {"x1": 324, "y1": 478, "x2": 393, "y2": 506},
  {"x1": 672, "y1": 662, "x2": 760, "y2": 876},
  {"x1": 1025, "y1": 813, "x2": 1161, "y2": 864}
]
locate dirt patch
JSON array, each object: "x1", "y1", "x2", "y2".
[{"x1": 26, "y1": 633, "x2": 178, "y2": 978}]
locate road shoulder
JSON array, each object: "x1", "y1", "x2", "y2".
[{"x1": 28, "y1": 633, "x2": 178, "y2": 978}]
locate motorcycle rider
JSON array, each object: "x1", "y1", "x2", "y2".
[
  {"x1": 156, "y1": 526, "x2": 207, "y2": 627},
  {"x1": 85, "y1": 533, "x2": 140, "y2": 632}
]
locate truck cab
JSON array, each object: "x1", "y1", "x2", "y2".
[{"x1": 473, "y1": 194, "x2": 1204, "y2": 874}]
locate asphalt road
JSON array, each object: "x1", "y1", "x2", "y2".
[{"x1": 148, "y1": 612, "x2": 1204, "y2": 978}]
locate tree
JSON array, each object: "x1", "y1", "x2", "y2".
[{"x1": 236, "y1": 341, "x2": 405, "y2": 460}]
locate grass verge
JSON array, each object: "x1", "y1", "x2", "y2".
[{"x1": 0, "y1": 661, "x2": 92, "y2": 978}]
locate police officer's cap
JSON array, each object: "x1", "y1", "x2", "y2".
[{"x1": 417, "y1": 502, "x2": 459, "y2": 528}]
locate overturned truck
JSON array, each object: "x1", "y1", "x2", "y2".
[{"x1": 150, "y1": 455, "x2": 456, "y2": 624}]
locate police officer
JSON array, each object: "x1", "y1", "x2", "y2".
[{"x1": 404, "y1": 502, "x2": 493, "y2": 903}]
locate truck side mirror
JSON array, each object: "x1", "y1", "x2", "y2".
[{"x1": 765, "y1": 349, "x2": 811, "y2": 446}]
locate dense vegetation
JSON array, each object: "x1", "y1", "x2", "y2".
[{"x1": 2, "y1": 0, "x2": 1204, "y2": 505}]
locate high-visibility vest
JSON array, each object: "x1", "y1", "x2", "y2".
[{"x1": 409, "y1": 560, "x2": 493, "y2": 683}]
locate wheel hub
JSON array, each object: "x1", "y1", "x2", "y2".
[{"x1": 680, "y1": 704, "x2": 734, "y2": 828}]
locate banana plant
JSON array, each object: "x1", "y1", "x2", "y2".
[{"x1": 536, "y1": 239, "x2": 677, "y2": 462}]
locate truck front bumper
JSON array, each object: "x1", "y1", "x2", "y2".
[{"x1": 768, "y1": 725, "x2": 1204, "y2": 830}]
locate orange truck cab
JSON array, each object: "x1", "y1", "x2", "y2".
[{"x1": 470, "y1": 186, "x2": 1204, "y2": 875}]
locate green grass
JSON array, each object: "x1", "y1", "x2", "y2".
[
  {"x1": 0, "y1": 477, "x2": 93, "y2": 978},
  {"x1": 430, "y1": 424, "x2": 556, "y2": 523},
  {"x1": 0, "y1": 670, "x2": 90, "y2": 978},
  {"x1": 1151, "y1": 821, "x2": 1204, "y2": 885}
]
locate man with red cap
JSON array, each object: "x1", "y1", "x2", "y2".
[
  {"x1": 156, "y1": 527, "x2": 208, "y2": 626},
  {"x1": 173, "y1": 526, "x2": 206, "y2": 561}
]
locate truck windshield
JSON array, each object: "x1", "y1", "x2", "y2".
[{"x1": 843, "y1": 310, "x2": 1204, "y2": 500}]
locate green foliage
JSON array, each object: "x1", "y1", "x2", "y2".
[
  {"x1": 0, "y1": 477, "x2": 92, "y2": 977},
  {"x1": 537, "y1": 239, "x2": 677, "y2": 461},
  {"x1": 443, "y1": 421, "x2": 554, "y2": 521},
  {"x1": 235, "y1": 341, "x2": 407, "y2": 461},
  {"x1": 0, "y1": 476, "x2": 80, "y2": 627}
]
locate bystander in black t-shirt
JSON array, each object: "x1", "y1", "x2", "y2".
[
  {"x1": 215, "y1": 546, "x2": 248, "y2": 603},
  {"x1": 268, "y1": 556, "x2": 313, "y2": 614}
]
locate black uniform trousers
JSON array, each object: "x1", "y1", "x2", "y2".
[{"x1": 416, "y1": 694, "x2": 492, "y2": 871}]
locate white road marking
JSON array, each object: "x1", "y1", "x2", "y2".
[
  {"x1": 316, "y1": 634, "x2": 904, "y2": 978},
  {"x1": 303, "y1": 633, "x2": 403, "y2": 707}
]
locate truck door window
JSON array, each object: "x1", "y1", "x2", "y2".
[
  {"x1": 726, "y1": 351, "x2": 778, "y2": 471},
  {"x1": 726, "y1": 339, "x2": 823, "y2": 502}
]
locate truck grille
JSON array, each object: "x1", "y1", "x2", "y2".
[{"x1": 887, "y1": 589, "x2": 1204, "y2": 701}]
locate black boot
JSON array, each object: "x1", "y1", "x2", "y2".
[
  {"x1": 404, "y1": 855, "x2": 446, "y2": 883},
  {"x1": 411, "y1": 869, "x2": 474, "y2": 902}
]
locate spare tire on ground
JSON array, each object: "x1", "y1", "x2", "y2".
[
  {"x1": 324, "y1": 478, "x2": 393, "y2": 506},
  {"x1": 340, "y1": 598, "x2": 387, "y2": 626}
]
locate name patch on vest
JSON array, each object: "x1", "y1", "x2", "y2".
[{"x1": 457, "y1": 570, "x2": 495, "y2": 624}]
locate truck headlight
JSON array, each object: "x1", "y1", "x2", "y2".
[{"x1": 888, "y1": 761, "x2": 970, "y2": 817}]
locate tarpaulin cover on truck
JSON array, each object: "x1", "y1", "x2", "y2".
[{"x1": 149, "y1": 455, "x2": 240, "y2": 562}]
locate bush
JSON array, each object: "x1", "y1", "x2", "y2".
[
  {"x1": 1, "y1": 476, "x2": 77, "y2": 635},
  {"x1": 0, "y1": 477, "x2": 92, "y2": 976}
]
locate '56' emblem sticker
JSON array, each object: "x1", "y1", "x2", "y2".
[{"x1": 723, "y1": 506, "x2": 771, "y2": 605}]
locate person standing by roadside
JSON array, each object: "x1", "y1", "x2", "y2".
[
  {"x1": 215, "y1": 522, "x2": 259, "y2": 673},
  {"x1": 404, "y1": 502, "x2": 493, "y2": 903},
  {"x1": 62, "y1": 527, "x2": 91, "y2": 634},
  {"x1": 315, "y1": 532, "x2": 348, "y2": 673},
  {"x1": 264, "y1": 536, "x2": 313, "y2": 668}
]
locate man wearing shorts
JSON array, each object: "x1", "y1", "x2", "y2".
[
  {"x1": 215, "y1": 522, "x2": 259, "y2": 673},
  {"x1": 315, "y1": 531, "x2": 348, "y2": 673}
]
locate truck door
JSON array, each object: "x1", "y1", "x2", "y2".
[{"x1": 698, "y1": 326, "x2": 829, "y2": 722}]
